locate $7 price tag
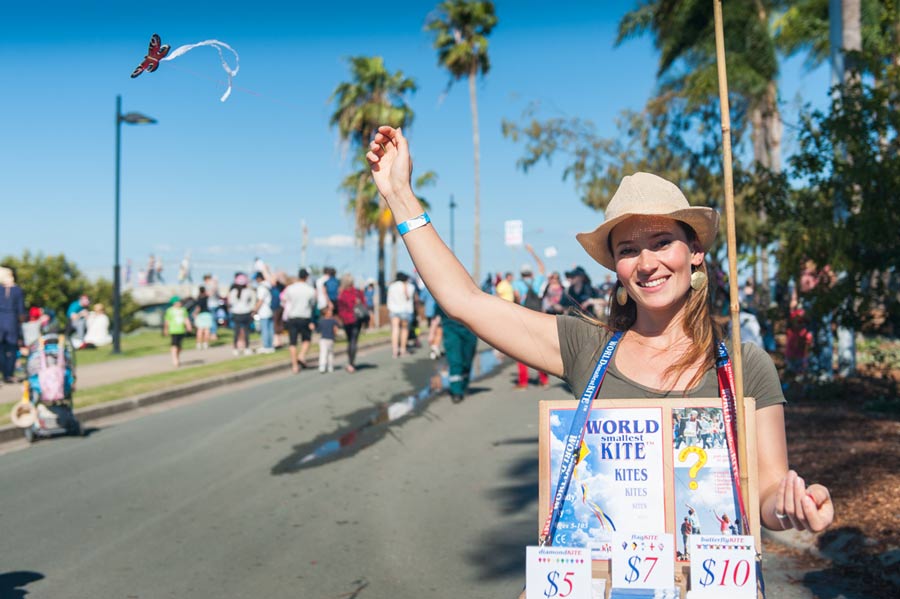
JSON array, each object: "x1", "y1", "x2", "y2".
[
  {"x1": 611, "y1": 532, "x2": 674, "y2": 590},
  {"x1": 689, "y1": 535, "x2": 756, "y2": 599},
  {"x1": 525, "y1": 546, "x2": 591, "y2": 599}
]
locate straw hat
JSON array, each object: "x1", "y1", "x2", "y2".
[
  {"x1": 576, "y1": 172, "x2": 719, "y2": 271},
  {"x1": 11, "y1": 401, "x2": 37, "y2": 428}
]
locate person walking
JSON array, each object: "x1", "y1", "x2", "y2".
[
  {"x1": 254, "y1": 273, "x2": 275, "y2": 354},
  {"x1": 0, "y1": 267, "x2": 25, "y2": 384},
  {"x1": 315, "y1": 304, "x2": 339, "y2": 373},
  {"x1": 336, "y1": 274, "x2": 367, "y2": 372},
  {"x1": 227, "y1": 273, "x2": 256, "y2": 356},
  {"x1": 163, "y1": 296, "x2": 193, "y2": 367},
  {"x1": 282, "y1": 268, "x2": 316, "y2": 373},
  {"x1": 437, "y1": 302, "x2": 477, "y2": 404},
  {"x1": 386, "y1": 272, "x2": 414, "y2": 358},
  {"x1": 513, "y1": 248, "x2": 549, "y2": 389},
  {"x1": 193, "y1": 286, "x2": 213, "y2": 350},
  {"x1": 366, "y1": 126, "x2": 834, "y2": 539}
]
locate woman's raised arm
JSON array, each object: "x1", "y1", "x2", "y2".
[{"x1": 367, "y1": 126, "x2": 563, "y2": 377}]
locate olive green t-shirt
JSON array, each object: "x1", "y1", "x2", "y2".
[{"x1": 556, "y1": 315, "x2": 785, "y2": 409}]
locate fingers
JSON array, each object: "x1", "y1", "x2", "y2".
[{"x1": 803, "y1": 483, "x2": 835, "y2": 533}]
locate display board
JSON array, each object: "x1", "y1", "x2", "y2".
[{"x1": 538, "y1": 397, "x2": 760, "y2": 597}]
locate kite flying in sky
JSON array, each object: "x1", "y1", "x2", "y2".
[{"x1": 130, "y1": 34, "x2": 240, "y2": 102}]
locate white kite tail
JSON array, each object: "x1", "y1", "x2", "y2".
[{"x1": 161, "y1": 39, "x2": 240, "y2": 102}]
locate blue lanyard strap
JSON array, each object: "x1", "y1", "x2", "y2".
[{"x1": 540, "y1": 330, "x2": 623, "y2": 545}]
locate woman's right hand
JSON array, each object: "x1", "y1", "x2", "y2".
[{"x1": 367, "y1": 126, "x2": 413, "y2": 201}]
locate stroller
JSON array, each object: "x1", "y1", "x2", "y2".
[{"x1": 11, "y1": 334, "x2": 81, "y2": 443}]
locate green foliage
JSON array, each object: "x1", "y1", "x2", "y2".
[
  {"x1": 0, "y1": 251, "x2": 84, "y2": 319},
  {"x1": 0, "y1": 251, "x2": 142, "y2": 333},
  {"x1": 617, "y1": 0, "x2": 776, "y2": 109},
  {"x1": 425, "y1": 0, "x2": 497, "y2": 81},
  {"x1": 754, "y1": 54, "x2": 900, "y2": 331},
  {"x1": 773, "y1": 0, "x2": 895, "y2": 70}
]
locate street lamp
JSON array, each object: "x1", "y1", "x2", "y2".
[
  {"x1": 113, "y1": 95, "x2": 156, "y2": 354},
  {"x1": 449, "y1": 194, "x2": 457, "y2": 253}
]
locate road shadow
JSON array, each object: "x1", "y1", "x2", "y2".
[
  {"x1": 0, "y1": 571, "x2": 44, "y2": 599},
  {"x1": 351, "y1": 363, "x2": 377, "y2": 371},
  {"x1": 467, "y1": 445, "x2": 540, "y2": 582},
  {"x1": 271, "y1": 349, "x2": 510, "y2": 475}
]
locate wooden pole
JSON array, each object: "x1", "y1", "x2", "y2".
[{"x1": 713, "y1": 0, "x2": 750, "y2": 521}]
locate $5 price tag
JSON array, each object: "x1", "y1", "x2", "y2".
[
  {"x1": 611, "y1": 532, "x2": 674, "y2": 590},
  {"x1": 526, "y1": 546, "x2": 591, "y2": 599},
  {"x1": 689, "y1": 535, "x2": 756, "y2": 599}
]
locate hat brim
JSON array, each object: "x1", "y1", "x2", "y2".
[{"x1": 576, "y1": 207, "x2": 719, "y2": 271}]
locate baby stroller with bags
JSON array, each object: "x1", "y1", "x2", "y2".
[{"x1": 10, "y1": 334, "x2": 81, "y2": 443}]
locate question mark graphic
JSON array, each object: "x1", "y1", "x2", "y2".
[{"x1": 678, "y1": 446, "x2": 708, "y2": 490}]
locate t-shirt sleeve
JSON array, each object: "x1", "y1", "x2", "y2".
[
  {"x1": 742, "y1": 342, "x2": 786, "y2": 410},
  {"x1": 556, "y1": 315, "x2": 608, "y2": 398}
]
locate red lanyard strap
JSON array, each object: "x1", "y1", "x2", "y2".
[{"x1": 716, "y1": 341, "x2": 750, "y2": 535}]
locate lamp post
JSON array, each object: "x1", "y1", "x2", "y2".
[{"x1": 113, "y1": 95, "x2": 156, "y2": 354}]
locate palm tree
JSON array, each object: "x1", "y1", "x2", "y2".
[
  {"x1": 330, "y1": 56, "x2": 417, "y2": 244},
  {"x1": 426, "y1": 0, "x2": 497, "y2": 283}
]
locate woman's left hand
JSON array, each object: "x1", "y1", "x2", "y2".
[{"x1": 774, "y1": 470, "x2": 834, "y2": 532}]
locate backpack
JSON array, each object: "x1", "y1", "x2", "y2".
[{"x1": 523, "y1": 284, "x2": 543, "y2": 312}]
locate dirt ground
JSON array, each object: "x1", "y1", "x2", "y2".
[{"x1": 777, "y1": 357, "x2": 900, "y2": 598}]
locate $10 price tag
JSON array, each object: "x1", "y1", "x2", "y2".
[
  {"x1": 611, "y1": 532, "x2": 674, "y2": 590},
  {"x1": 689, "y1": 535, "x2": 756, "y2": 599},
  {"x1": 526, "y1": 546, "x2": 591, "y2": 599}
]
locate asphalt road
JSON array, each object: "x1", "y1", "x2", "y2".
[{"x1": 0, "y1": 344, "x2": 852, "y2": 599}]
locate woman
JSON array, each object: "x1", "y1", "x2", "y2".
[
  {"x1": 336, "y1": 273, "x2": 367, "y2": 372},
  {"x1": 541, "y1": 271, "x2": 565, "y2": 315},
  {"x1": 366, "y1": 126, "x2": 833, "y2": 536},
  {"x1": 386, "y1": 272, "x2": 414, "y2": 358},
  {"x1": 193, "y1": 286, "x2": 213, "y2": 349},
  {"x1": 227, "y1": 273, "x2": 256, "y2": 356},
  {"x1": 0, "y1": 267, "x2": 25, "y2": 383}
]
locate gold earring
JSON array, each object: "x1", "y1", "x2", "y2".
[
  {"x1": 690, "y1": 270, "x2": 708, "y2": 291},
  {"x1": 616, "y1": 285, "x2": 629, "y2": 306}
]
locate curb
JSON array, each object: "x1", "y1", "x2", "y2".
[{"x1": 0, "y1": 336, "x2": 391, "y2": 445}]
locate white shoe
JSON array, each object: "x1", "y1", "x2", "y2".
[
  {"x1": 243, "y1": 348, "x2": 253, "y2": 356},
  {"x1": 232, "y1": 349, "x2": 239, "y2": 356}
]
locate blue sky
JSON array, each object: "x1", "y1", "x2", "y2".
[{"x1": 0, "y1": 1, "x2": 829, "y2": 285}]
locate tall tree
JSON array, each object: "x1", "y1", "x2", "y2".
[
  {"x1": 330, "y1": 56, "x2": 417, "y2": 244},
  {"x1": 426, "y1": 0, "x2": 497, "y2": 283}
]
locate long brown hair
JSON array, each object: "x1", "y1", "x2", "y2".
[{"x1": 607, "y1": 222, "x2": 724, "y2": 391}]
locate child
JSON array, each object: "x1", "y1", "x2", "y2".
[
  {"x1": 315, "y1": 305, "x2": 340, "y2": 373},
  {"x1": 164, "y1": 296, "x2": 193, "y2": 367}
]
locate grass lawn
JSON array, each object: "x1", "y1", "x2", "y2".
[
  {"x1": 1, "y1": 328, "x2": 391, "y2": 427},
  {"x1": 72, "y1": 329, "x2": 236, "y2": 366}
]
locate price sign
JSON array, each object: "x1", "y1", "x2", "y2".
[
  {"x1": 526, "y1": 546, "x2": 591, "y2": 599},
  {"x1": 610, "y1": 533, "x2": 674, "y2": 590},
  {"x1": 689, "y1": 535, "x2": 756, "y2": 599}
]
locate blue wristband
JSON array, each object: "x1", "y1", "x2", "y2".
[{"x1": 397, "y1": 212, "x2": 431, "y2": 236}]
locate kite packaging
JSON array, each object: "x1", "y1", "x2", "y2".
[{"x1": 131, "y1": 33, "x2": 240, "y2": 102}]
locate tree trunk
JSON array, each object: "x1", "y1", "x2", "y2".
[
  {"x1": 468, "y1": 67, "x2": 482, "y2": 284},
  {"x1": 377, "y1": 226, "x2": 387, "y2": 305},
  {"x1": 390, "y1": 231, "x2": 398, "y2": 282},
  {"x1": 354, "y1": 171, "x2": 369, "y2": 246},
  {"x1": 842, "y1": 0, "x2": 862, "y2": 77}
]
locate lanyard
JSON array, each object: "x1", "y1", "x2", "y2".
[
  {"x1": 715, "y1": 342, "x2": 750, "y2": 536},
  {"x1": 539, "y1": 331, "x2": 623, "y2": 545}
]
